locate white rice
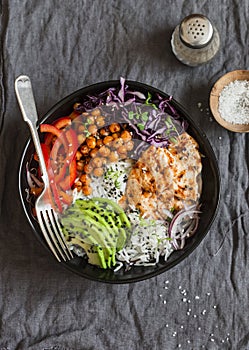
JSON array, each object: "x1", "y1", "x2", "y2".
[{"x1": 116, "y1": 210, "x2": 173, "y2": 267}]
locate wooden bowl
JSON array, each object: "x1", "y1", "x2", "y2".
[{"x1": 210, "y1": 70, "x2": 249, "y2": 132}]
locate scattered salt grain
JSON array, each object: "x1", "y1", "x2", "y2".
[{"x1": 218, "y1": 80, "x2": 249, "y2": 124}]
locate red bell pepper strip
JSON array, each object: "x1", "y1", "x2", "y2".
[
  {"x1": 59, "y1": 190, "x2": 73, "y2": 206},
  {"x1": 43, "y1": 117, "x2": 72, "y2": 147},
  {"x1": 40, "y1": 124, "x2": 63, "y2": 138},
  {"x1": 69, "y1": 158, "x2": 77, "y2": 186},
  {"x1": 65, "y1": 128, "x2": 79, "y2": 153},
  {"x1": 46, "y1": 161, "x2": 63, "y2": 213},
  {"x1": 59, "y1": 158, "x2": 77, "y2": 191},
  {"x1": 53, "y1": 128, "x2": 79, "y2": 182},
  {"x1": 49, "y1": 126, "x2": 78, "y2": 164},
  {"x1": 53, "y1": 117, "x2": 72, "y2": 130},
  {"x1": 40, "y1": 124, "x2": 68, "y2": 155},
  {"x1": 36, "y1": 143, "x2": 50, "y2": 178}
]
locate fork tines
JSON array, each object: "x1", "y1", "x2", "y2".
[{"x1": 37, "y1": 206, "x2": 73, "y2": 262}]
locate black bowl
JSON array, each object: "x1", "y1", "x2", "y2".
[{"x1": 19, "y1": 80, "x2": 220, "y2": 283}]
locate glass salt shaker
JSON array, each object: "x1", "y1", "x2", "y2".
[{"x1": 171, "y1": 14, "x2": 220, "y2": 67}]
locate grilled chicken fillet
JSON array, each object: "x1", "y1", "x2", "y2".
[{"x1": 120, "y1": 132, "x2": 202, "y2": 220}]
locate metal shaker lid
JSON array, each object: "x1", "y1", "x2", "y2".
[{"x1": 179, "y1": 14, "x2": 214, "y2": 49}]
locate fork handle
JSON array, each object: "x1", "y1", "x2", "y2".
[{"x1": 15, "y1": 75, "x2": 49, "y2": 186}]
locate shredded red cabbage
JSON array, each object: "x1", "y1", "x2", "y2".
[{"x1": 74, "y1": 77, "x2": 188, "y2": 156}]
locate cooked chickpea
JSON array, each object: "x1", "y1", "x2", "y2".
[
  {"x1": 75, "y1": 150, "x2": 82, "y2": 161},
  {"x1": 82, "y1": 185, "x2": 92, "y2": 196},
  {"x1": 74, "y1": 180, "x2": 82, "y2": 191},
  {"x1": 126, "y1": 140, "x2": 134, "y2": 151},
  {"x1": 96, "y1": 116, "x2": 105, "y2": 127},
  {"x1": 109, "y1": 123, "x2": 121, "y2": 133},
  {"x1": 86, "y1": 116, "x2": 95, "y2": 125},
  {"x1": 101, "y1": 158, "x2": 107, "y2": 166},
  {"x1": 112, "y1": 138, "x2": 123, "y2": 149},
  {"x1": 79, "y1": 174, "x2": 91, "y2": 185},
  {"x1": 86, "y1": 136, "x2": 96, "y2": 149},
  {"x1": 96, "y1": 139, "x2": 103, "y2": 147},
  {"x1": 88, "y1": 124, "x2": 98, "y2": 135},
  {"x1": 77, "y1": 134, "x2": 86, "y2": 145},
  {"x1": 90, "y1": 148, "x2": 99, "y2": 158},
  {"x1": 76, "y1": 160, "x2": 85, "y2": 172},
  {"x1": 100, "y1": 127, "x2": 110, "y2": 137},
  {"x1": 98, "y1": 145, "x2": 111, "y2": 157},
  {"x1": 117, "y1": 145, "x2": 127, "y2": 155},
  {"x1": 91, "y1": 108, "x2": 101, "y2": 117},
  {"x1": 83, "y1": 163, "x2": 93, "y2": 174},
  {"x1": 80, "y1": 144, "x2": 89, "y2": 155},
  {"x1": 103, "y1": 135, "x2": 113, "y2": 145},
  {"x1": 78, "y1": 125, "x2": 86, "y2": 133},
  {"x1": 108, "y1": 151, "x2": 119, "y2": 163},
  {"x1": 93, "y1": 167, "x2": 104, "y2": 177},
  {"x1": 92, "y1": 157, "x2": 103, "y2": 168},
  {"x1": 111, "y1": 132, "x2": 120, "y2": 139},
  {"x1": 121, "y1": 130, "x2": 132, "y2": 141}
]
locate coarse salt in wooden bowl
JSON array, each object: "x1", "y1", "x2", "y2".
[{"x1": 210, "y1": 70, "x2": 249, "y2": 132}]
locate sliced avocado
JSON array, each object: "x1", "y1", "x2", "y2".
[
  {"x1": 70, "y1": 238, "x2": 107, "y2": 269},
  {"x1": 61, "y1": 198, "x2": 131, "y2": 269}
]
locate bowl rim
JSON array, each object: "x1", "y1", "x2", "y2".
[
  {"x1": 209, "y1": 69, "x2": 249, "y2": 132},
  {"x1": 19, "y1": 79, "x2": 221, "y2": 283}
]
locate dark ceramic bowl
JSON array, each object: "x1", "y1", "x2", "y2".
[{"x1": 19, "y1": 80, "x2": 220, "y2": 283}]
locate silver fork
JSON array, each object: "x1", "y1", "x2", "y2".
[{"x1": 15, "y1": 75, "x2": 73, "y2": 262}]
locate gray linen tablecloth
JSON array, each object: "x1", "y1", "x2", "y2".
[{"x1": 1, "y1": 0, "x2": 249, "y2": 349}]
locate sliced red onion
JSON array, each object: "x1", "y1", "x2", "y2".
[{"x1": 169, "y1": 204, "x2": 201, "y2": 250}]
